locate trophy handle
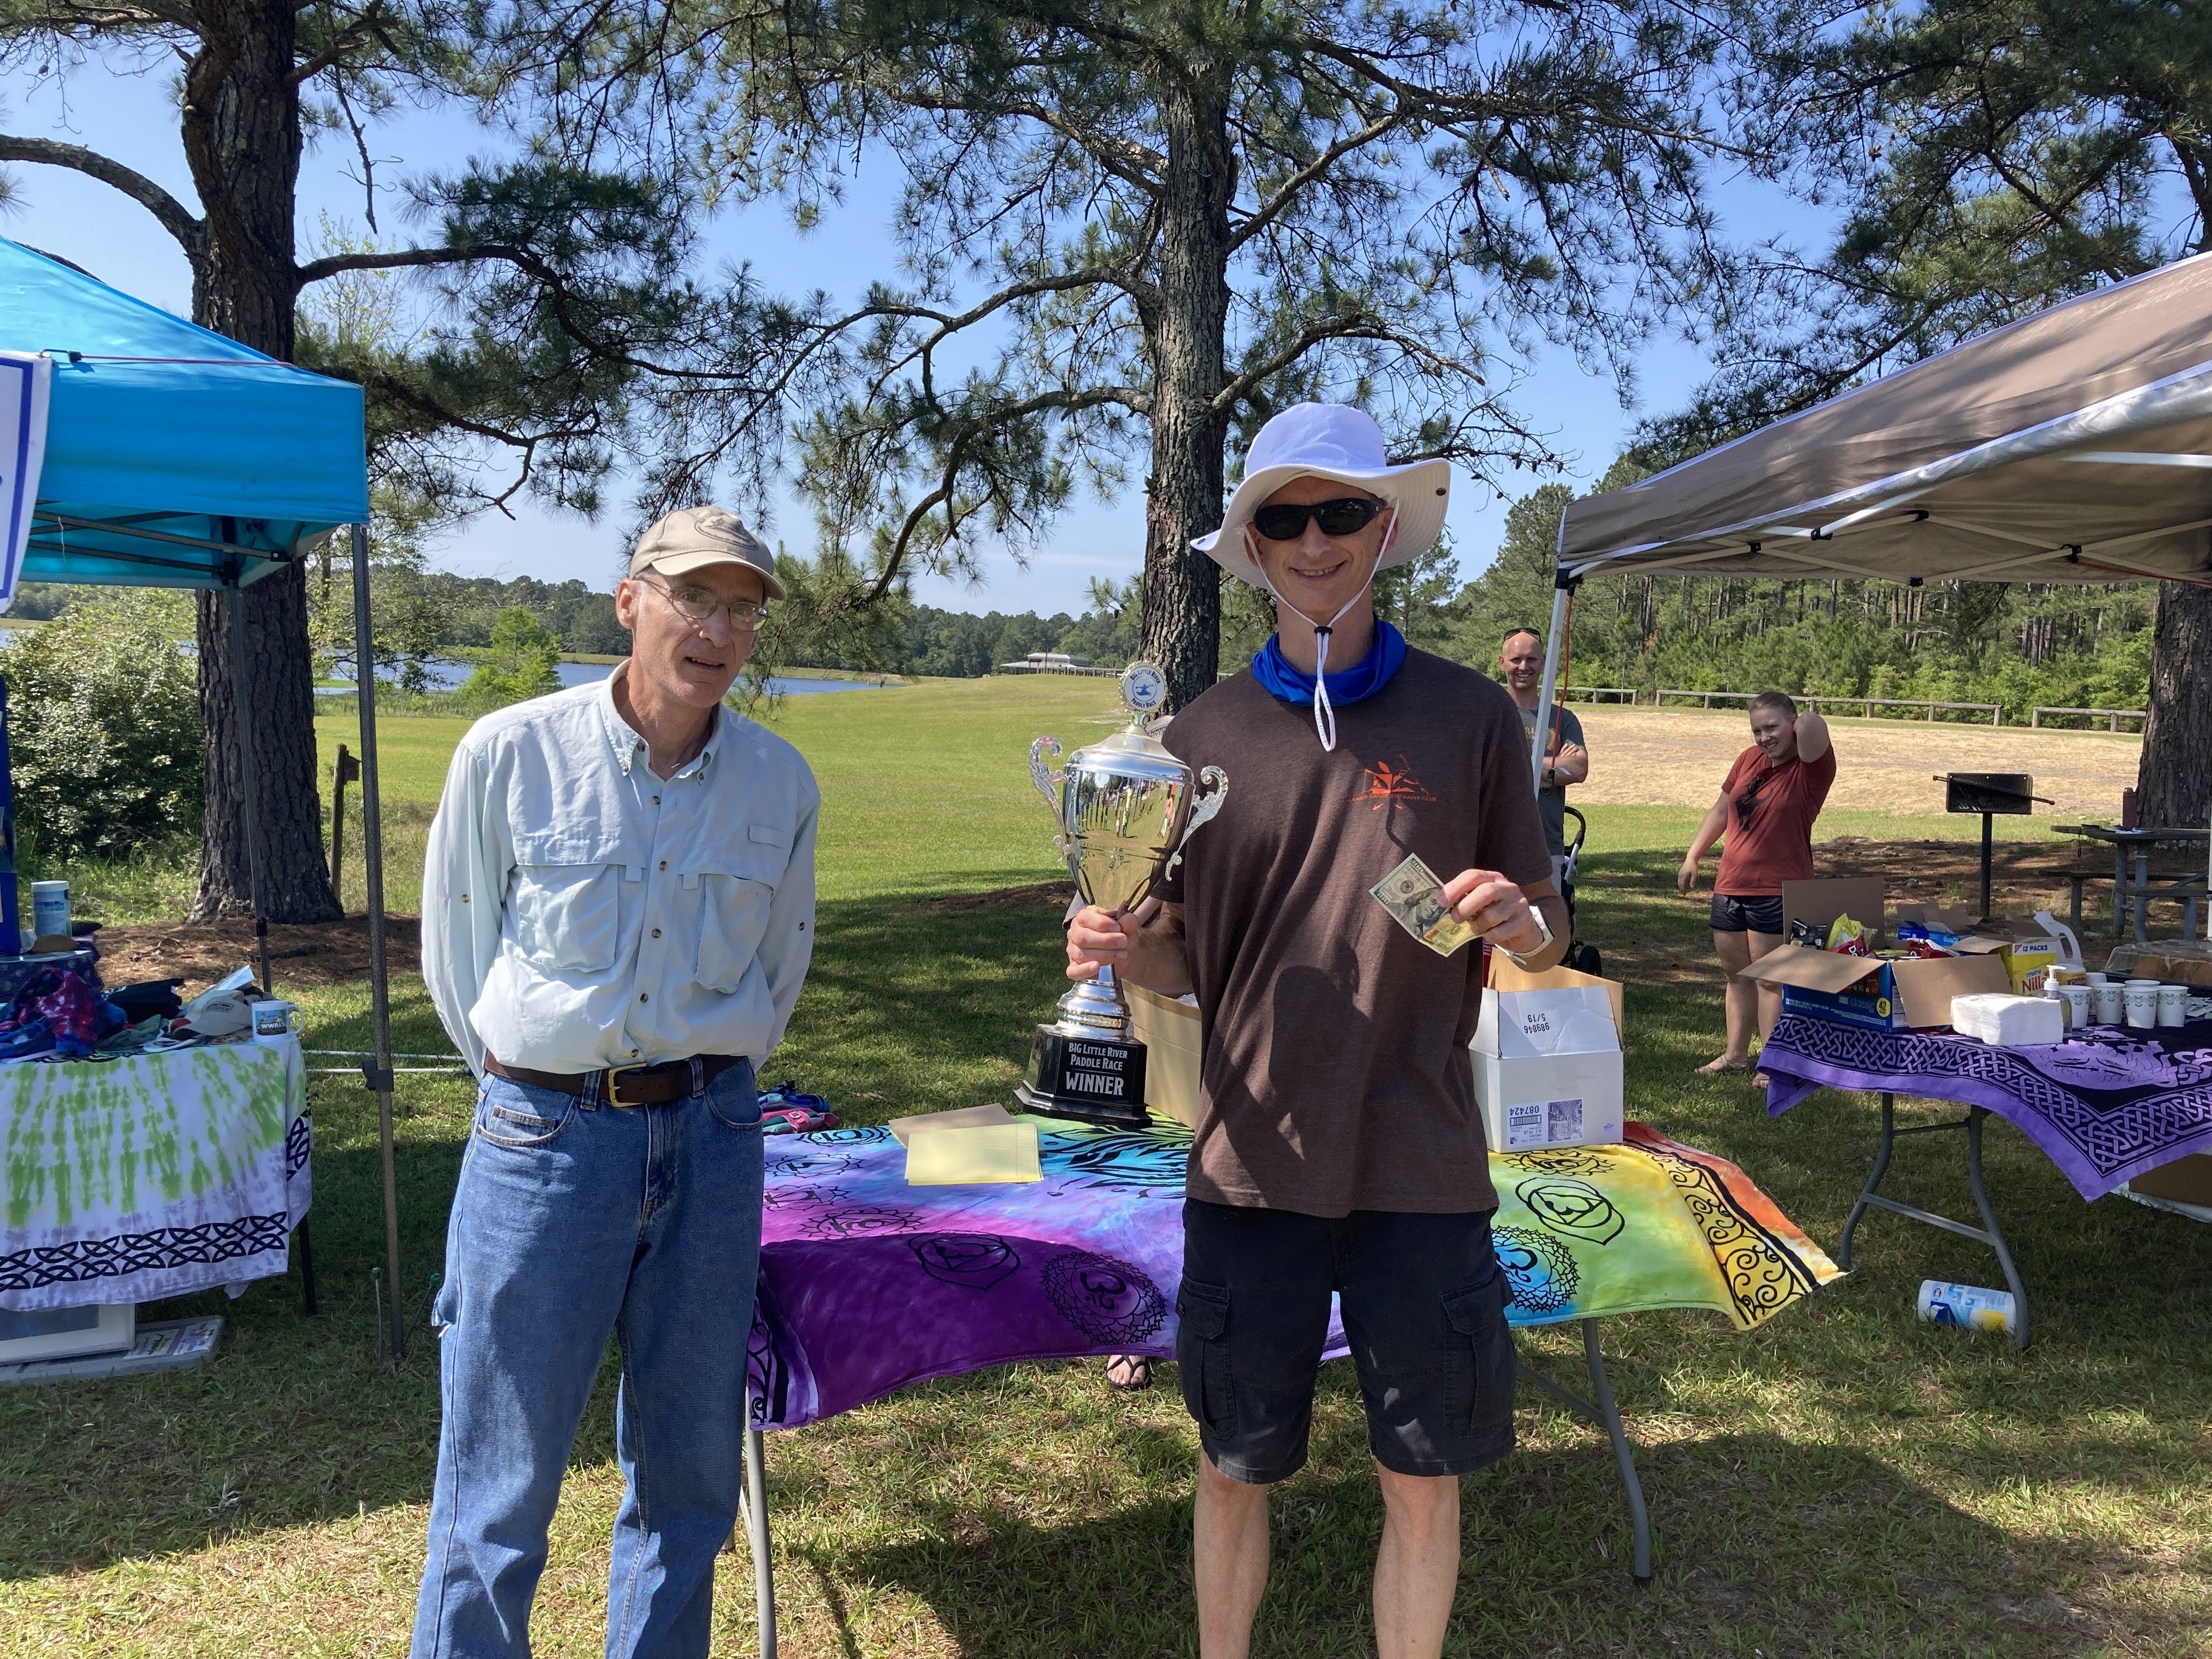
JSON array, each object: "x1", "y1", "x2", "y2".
[
  {"x1": 1029, "y1": 736, "x2": 1064, "y2": 812},
  {"x1": 1162, "y1": 765, "x2": 1227, "y2": 882}
]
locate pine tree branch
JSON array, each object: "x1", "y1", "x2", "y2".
[
  {"x1": 0, "y1": 133, "x2": 202, "y2": 251},
  {"x1": 1229, "y1": 114, "x2": 1399, "y2": 254},
  {"x1": 868, "y1": 383, "x2": 1152, "y2": 601}
]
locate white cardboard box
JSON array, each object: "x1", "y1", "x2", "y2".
[{"x1": 1471, "y1": 967, "x2": 1626, "y2": 1152}]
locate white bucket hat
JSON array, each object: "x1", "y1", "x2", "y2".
[
  {"x1": 1194, "y1": 404, "x2": 1452, "y2": 751},
  {"x1": 1193, "y1": 403, "x2": 1451, "y2": 583}
]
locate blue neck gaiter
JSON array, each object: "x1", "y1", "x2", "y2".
[{"x1": 1251, "y1": 620, "x2": 1407, "y2": 712}]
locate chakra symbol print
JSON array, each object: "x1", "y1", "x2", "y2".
[
  {"x1": 1040, "y1": 1249, "x2": 1169, "y2": 1346},
  {"x1": 1516, "y1": 1177, "x2": 1626, "y2": 1245},
  {"x1": 1354, "y1": 758, "x2": 1437, "y2": 812},
  {"x1": 909, "y1": 1233, "x2": 1022, "y2": 1290}
]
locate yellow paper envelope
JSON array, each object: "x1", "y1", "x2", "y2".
[
  {"x1": 888, "y1": 1102, "x2": 1015, "y2": 1147},
  {"x1": 904, "y1": 1123, "x2": 1042, "y2": 1185}
]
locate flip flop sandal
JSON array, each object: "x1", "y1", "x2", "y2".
[{"x1": 1104, "y1": 1354, "x2": 1152, "y2": 1392}]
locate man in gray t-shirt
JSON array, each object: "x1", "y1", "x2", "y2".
[{"x1": 1499, "y1": 627, "x2": 1588, "y2": 859}]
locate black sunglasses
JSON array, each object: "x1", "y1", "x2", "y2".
[{"x1": 1250, "y1": 497, "x2": 1385, "y2": 541}]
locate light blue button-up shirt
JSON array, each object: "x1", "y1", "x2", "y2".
[{"x1": 421, "y1": 667, "x2": 820, "y2": 1076}]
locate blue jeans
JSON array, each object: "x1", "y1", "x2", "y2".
[{"x1": 410, "y1": 1062, "x2": 764, "y2": 1659}]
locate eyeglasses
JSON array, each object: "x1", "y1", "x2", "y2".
[
  {"x1": 1250, "y1": 497, "x2": 1385, "y2": 542},
  {"x1": 639, "y1": 575, "x2": 769, "y2": 632}
]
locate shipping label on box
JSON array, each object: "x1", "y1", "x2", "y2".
[{"x1": 1475, "y1": 1049, "x2": 1625, "y2": 1152}]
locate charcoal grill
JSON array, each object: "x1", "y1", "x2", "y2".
[{"x1": 1938, "y1": 772, "x2": 2053, "y2": 919}]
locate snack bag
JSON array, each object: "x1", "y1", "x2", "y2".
[
  {"x1": 1894, "y1": 919, "x2": 1960, "y2": 960},
  {"x1": 1826, "y1": 914, "x2": 1872, "y2": 957},
  {"x1": 1790, "y1": 918, "x2": 1829, "y2": 949}
]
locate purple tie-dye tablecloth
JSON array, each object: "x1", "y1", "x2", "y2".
[
  {"x1": 1760, "y1": 1013, "x2": 2212, "y2": 1199},
  {"x1": 742, "y1": 1117, "x2": 1841, "y2": 1432}
]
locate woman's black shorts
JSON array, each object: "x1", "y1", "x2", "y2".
[
  {"x1": 1174, "y1": 1199, "x2": 1515, "y2": 1485},
  {"x1": 1709, "y1": 892, "x2": 1785, "y2": 935}
]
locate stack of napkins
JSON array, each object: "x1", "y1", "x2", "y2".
[
  {"x1": 891, "y1": 1103, "x2": 1042, "y2": 1185},
  {"x1": 1950, "y1": 993, "x2": 2063, "y2": 1047}
]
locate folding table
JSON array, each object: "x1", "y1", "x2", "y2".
[{"x1": 726, "y1": 1116, "x2": 1842, "y2": 1654}]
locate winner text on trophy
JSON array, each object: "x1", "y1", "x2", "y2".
[{"x1": 1019, "y1": 662, "x2": 1226, "y2": 1128}]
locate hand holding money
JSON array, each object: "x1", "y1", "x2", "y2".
[{"x1": 1440, "y1": 867, "x2": 1543, "y2": 953}]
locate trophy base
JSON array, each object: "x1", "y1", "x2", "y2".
[{"x1": 1015, "y1": 1025, "x2": 1150, "y2": 1130}]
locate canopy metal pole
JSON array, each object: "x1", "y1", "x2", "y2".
[
  {"x1": 350, "y1": 522, "x2": 407, "y2": 1364},
  {"x1": 228, "y1": 575, "x2": 274, "y2": 998},
  {"x1": 1530, "y1": 571, "x2": 1573, "y2": 798}
]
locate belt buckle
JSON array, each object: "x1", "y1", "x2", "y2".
[{"x1": 605, "y1": 1063, "x2": 656, "y2": 1108}]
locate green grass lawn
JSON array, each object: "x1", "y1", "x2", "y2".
[{"x1": 2, "y1": 676, "x2": 2208, "y2": 1656}]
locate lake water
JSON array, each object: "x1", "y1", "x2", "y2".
[{"x1": 322, "y1": 659, "x2": 888, "y2": 697}]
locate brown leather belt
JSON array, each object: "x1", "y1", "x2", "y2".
[{"x1": 483, "y1": 1052, "x2": 744, "y2": 1108}]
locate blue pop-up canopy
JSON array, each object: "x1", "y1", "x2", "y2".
[
  {"x1": 0, "y1": 236, "x2": 368, "y2": 592},
  {"x1": 0, "y1": 236, "x2": 407, "y2": 1354}
]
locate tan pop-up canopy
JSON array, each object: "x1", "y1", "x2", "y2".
[
  {"x1": 1560, "y1": 251, "x2": 2212, "y2": 585},
  {"x1": 1516, "y1": 253, "x2": 2212, "y2": 792}
]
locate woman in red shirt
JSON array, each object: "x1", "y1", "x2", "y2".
[{"x1": 1677, "y1": 692, "x2": 1835, "y2": 1074}]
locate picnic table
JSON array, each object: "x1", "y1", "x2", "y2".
[
  {"x1": 1759, "y1": 1012, "x2": 2212, "y2": 1349},
  {"x1": 2055, "y1": 824, "x2": 2211, "y2": 942},
  {"x1": 727, "y1": 1114, "x2": 1842, "y2": 1654}
]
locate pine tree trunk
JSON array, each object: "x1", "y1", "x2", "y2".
[
  {"x1": 1138, "y1": 74, "x2": 1233, "y2": 710},
  {"x1": 180, "y1": 0, "x2": 340, "y2": 922},
  {"x1": 2136, "y1": 582, "x2": 2212, "y2": 830}
]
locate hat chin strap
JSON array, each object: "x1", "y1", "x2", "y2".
[{"x1": 1245, "y1": 515, "x2": 1397, "y2": 753}]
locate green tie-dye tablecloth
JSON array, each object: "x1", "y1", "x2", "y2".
[{"x1": 0, "y1": 1039, "x2": 309, "y2": 1311}]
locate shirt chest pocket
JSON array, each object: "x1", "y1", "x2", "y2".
[
  {"x1": 507, "y1": 836, "x2": 627, "y2": 975},
  {"x1": 685, "y1": 823, "x2": 792, "y2": 992}
]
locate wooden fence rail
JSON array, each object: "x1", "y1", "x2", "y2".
[
  {"x1": 2029, "y1": 706, "x2": 2147, "y2": 731},
  {"x1": 1653, "y1": 690, "x2": 2002, "y2": 725}
]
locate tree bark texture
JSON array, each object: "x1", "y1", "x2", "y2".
[
  {"x1": 1139, "y1": 74, "x2": 1234, "y2": 712},
  {"x1": 180, "y1": 0, "x2": 341, "y2": 921},
  {"x1": 2135, "y1": 580, "x2": 2212, "y2": 831}
]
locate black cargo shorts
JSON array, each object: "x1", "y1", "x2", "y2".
[{"x1": 1174, "y1": 1199, "x2": 1515, "y2": 1485}]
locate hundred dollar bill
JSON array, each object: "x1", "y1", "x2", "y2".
[{"x1": 1369, "y1": 853, "x2": 1479, "y2": 957}]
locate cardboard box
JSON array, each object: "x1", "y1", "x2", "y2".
[
  {"x1": 1748, "y1": 879, "x2": 2011, "y2": 1029},
  {"x1": 2128, "y1": 1152, "x2": 2212, "y2": 1208},
  {"x1": 1912, "y1": 911, "x2": 2066, "y2": 994},
  {"x1": 1127, "y1": 983, "x2": 1203, "y2": 1128},
  {"x1": 1472, "y1": 963, "x2": 1626, "y2": 1151}
]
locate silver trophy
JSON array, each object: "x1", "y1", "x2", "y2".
[{"x1": 1017, "y1": 662, "x2": 1226, "y2": 1126}]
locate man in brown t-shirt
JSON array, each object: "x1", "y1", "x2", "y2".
[{"x1": 1066, "y1": 403, "x2": 1566, "y2": 1659}]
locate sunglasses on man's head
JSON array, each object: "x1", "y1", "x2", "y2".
[{"x1": 1250, "y1": 497, "x2": 1385, "y2": 542}]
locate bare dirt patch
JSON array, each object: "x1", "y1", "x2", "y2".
[
  {"x1": 1566, "y1": 707, "x2": 2139, "y2": 817},
  {"x1": 87, "y1": 914, "x2": 421, "y2": 994}
]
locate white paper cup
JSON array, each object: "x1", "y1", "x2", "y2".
[
  {"x1": 2092, "y1": 984, "x2": 2124, "y2": 1025},
  {"x1": 2085, "y1": 972, "x2": 2109, "y2": 986},
  {"x1": 2123, "y1": 983, "x2": 2158, "y2": 1029},
  {"x1": 2158, "y1": 984, "x2": 2188, "y2": 1027},
  {"x1": 2060, "y1": 985, "x2": 2090, "y2": 1030}
]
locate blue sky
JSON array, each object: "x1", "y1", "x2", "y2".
[{"x1": 0, "y1": 56, "x2": 1831, "y2": 617}]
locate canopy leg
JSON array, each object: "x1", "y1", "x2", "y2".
[
  {"x1": 350, "y1": 524, "x2": 406, "y2": 1365},
  {"x1": 1529, "y1": 574, "x2": 1574, "y2": 797},
  {"x1": 228, "y1": 580, "x2": 274, "y2": 997}
]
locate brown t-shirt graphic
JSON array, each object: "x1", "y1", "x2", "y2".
[{"x1": 1152, "y1": 651, "x2": 1553, "y2": 1218}]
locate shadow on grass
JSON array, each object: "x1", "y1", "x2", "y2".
[
  {"x1": 820, "y1": 1431, "x2": 2108, "y2": 1657},
  {"x1": 0, "y1": 886, "x2": 1093, "y2": 1582}
]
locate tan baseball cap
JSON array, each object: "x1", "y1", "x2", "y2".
[{"x1": 628, "y1": 505, "x2": 786, "y2": 602}]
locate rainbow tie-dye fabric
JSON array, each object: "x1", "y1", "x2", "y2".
[{"x1": 747, "y1": 1118, "x2": 1840, "y2": 1430}]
